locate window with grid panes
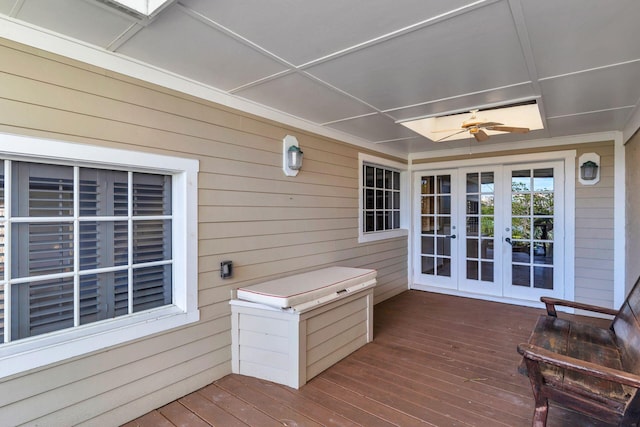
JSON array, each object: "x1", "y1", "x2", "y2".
[
  {"x1": 1, "y1": 161, "x2": 172, "y2": 343},
  {"x1": 0, "y1": 134, "x2": 199, "y2": 379},
  {"x1": 362, "y1": 163, "x2": 401, "y2": 233}
]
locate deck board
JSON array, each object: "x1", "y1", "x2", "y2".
[{"x1": 123, "y1": 290, "x2": 615, "y2": 427}]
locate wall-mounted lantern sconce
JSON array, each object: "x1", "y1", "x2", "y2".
[
  {"x1": 283, "y1": 135, "x2": 303, "y2": 176},
  {"x1": 578, "y1": 153, "x2": 600, "y2": 185}
]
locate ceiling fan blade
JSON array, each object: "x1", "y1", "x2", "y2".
[
  {"x1": 436, "y1": 129, "x2": 468, "y2": 142},
  {"x1": 476, "y1": 121, "x2": 503, "y2": 128},
  {"x1": 474, "y1": 130, "x2": 489, "y2": 142},
  {"x1": 487, "y1": 125, "x2": 530, "y2": 133}
]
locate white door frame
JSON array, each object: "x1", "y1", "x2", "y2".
[{"x1": 410, "y1": 150, "x2": 576, "y2": 307}]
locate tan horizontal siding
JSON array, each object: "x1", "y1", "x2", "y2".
[
  {"x1": 574, "y1": 143, "x2": 615, "y2": 308},
  {"x1": 0, "y1": 38, "x2": 408, "y2": 425},
  {"x1": 626, "y1": 132, "x2": 640, "y2": 293}
]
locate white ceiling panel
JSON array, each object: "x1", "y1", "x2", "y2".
[
  {"x1": 387, "y1": 83, "x2": 537, "y2": 122},
  {"x1": 306, "y1": 1, "x2": 529, "y2": 111},
  {"x1": 15, "y1": 0, "x2": 133, "y2": 47},
  {"x1": 547, "y1": 109, "x2": 634, "y2": 138},
  {"x1": 0, "y1": 0, "x2": 638, "y2": 154},
  {"x1": 522, "y1": 0, "x2": 640, "y2": 78},
  {"x1": 327, "y1": 113, "x2": 419, "y2": 143},
  {"x1": 180, "y1": 0, "x2": 475, "y2": 66},
  {"x1": 116, "y1": 5, "x2": 289, "y2": 91},
  {"x1": 234, "y1": 72, "x2": 376, "y2": 124},
  {"x1": 541, "y1": 61, "x2": 640, "y2": 118},
  {"x1": 0, "y1": 0, "x2": 15, "y2": 14}
]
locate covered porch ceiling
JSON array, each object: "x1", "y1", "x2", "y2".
[{"x1": 0, "y1": 0, "x2": 639, "y2": 157}]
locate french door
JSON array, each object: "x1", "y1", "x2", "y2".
[{"x1": 413, "y1": 161, "x2": 565, "y2": 302}]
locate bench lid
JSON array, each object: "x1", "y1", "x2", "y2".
[{"x1": 236, "y1": 266, "x2": 376, "y2": 309}]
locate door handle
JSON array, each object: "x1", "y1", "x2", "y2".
[
  {"x1": 505, "y1": 237, "x2": 513, "y2": 246},
  {"x1": 446, "y1": 234, "x2": 457, "y2": 239}
]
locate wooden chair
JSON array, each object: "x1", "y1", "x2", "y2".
[{"x1": 518, "y1": 277, "x2": 640, "y2": 426}]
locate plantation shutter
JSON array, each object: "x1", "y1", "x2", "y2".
[
  {"x1": 8, "y1": 163, "x2": 172, "y2": 341},
  {"x1": 11, "y1": 163, "x2": 75, "y2": 340},
  {"x1": 132, "y1": 173, "x2": 172, "y2": 312}
]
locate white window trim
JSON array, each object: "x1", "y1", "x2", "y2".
[
  {"x1": 358, "y1": 153, "x2": 409, "y2": 243},
  {"x1": 0, "y1": 132, "x2": 199, "y2": 379}
]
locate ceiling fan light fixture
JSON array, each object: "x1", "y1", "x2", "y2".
[{"x1": 399, "y1": 102, "x2": 543, "y2": 142}]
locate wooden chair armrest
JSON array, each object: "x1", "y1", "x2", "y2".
[
  {"x1": 540, "y1": 296, "x2": 618, "y2": 317},
  {"x1": 518, "y1": 343, "x2": 640, "y2": 389}
]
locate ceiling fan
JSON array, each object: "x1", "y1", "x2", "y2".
[{"x1": 435, "y1": 109, "x2": 530, "y2": 142}]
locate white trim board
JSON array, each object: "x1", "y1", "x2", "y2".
[{"x1": 409, "y1": 131, "x2": 620, "y2": 162}]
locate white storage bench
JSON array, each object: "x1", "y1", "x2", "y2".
[{"x1": 230, "y1": 266, "x2": 376, "y2": 389}]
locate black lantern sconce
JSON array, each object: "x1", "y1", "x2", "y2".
[
  {"x1": 580, "y1": 161, "x2": 598, "y2": 181},
  {"x1": 283, "y1": 135, "x2": 303, "y2": 176},
  {"x1": 578, "y1": 153, "x2": 600, "y2": 185}
]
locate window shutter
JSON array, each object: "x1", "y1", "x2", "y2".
[
  {"x1": 5, "y1": 163, "x2": 173, "y2": 343},
  {"x1": 132, "y1": 173, "x2": 171, "y2": 313},
  {"x1": 11, "y1": 163, "x2": 75, "y2": 340}
]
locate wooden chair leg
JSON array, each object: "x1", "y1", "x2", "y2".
[
  {"x1": 523, "y1": 358, "x2": 549, "y2": 427},
  {"x1": 532, "y1": 397, "x2": 549, "y2": 427}
]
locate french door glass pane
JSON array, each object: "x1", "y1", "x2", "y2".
[
  {"x1": 422, "y1": 236, "x2": 435, "y2": 254},
  {"x1": 511, "y1": 168, "x2": 555, "y2": 290},
  {"x1": 422, "y1": 196, "x2": 434, "y2": 214},
  {"x1": 481, "y1": 262, "x2": 494, "y2": 282},
  {"x1": 513, "y1": 265, "x2": 530, "y2": 286},
  {"x1": 422, "y1": 256, "x2": 435, "y2": 274},
  {"x1": 422, "y1": 176, "x2": 434, "y2": 194},
  {"x1": 534, "y1": 266, "x2": 554, "y2": 289},
  {"x1": 422, "y1": 216, "x2": 435, "y2": 233},
  {"x1": 420, "y1": 174, "x2": 452, "y2": 277},
  {"x1": 437, "y1": 258, "x2": 451, "y2": 277},
  {"x1": 467, "y1": 260, "x2": 478, "y2": 280},
  {"x1": 465, "y1": 172, "x2": 494, "y2": 283}
]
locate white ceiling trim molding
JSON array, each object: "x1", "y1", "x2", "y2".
[
  {"x1": 0, "y1": 15, "x2": 409, "y2": 159},
  {"x1": 408, "y1": 131, "x2": 621, "y2": 162}
]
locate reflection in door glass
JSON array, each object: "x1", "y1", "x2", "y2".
[
  {"x1": 511, "y1": 168, "x2": 554, "y2": 290},
  {"x1": 420, "y1": 174, "x2": 452, "y2": 277},
  {"x1": 465, "y1": 172, "x2": 494, "y2": 282}
]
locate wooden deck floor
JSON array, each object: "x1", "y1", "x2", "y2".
[{"x1": 124, "y1": 290, "x2": 615, "y2": 427}]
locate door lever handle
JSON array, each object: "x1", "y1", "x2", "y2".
[
  {"x1": 445, "y1": 234, "x2": 457, "y2": 239},
  {"x1": 505, "y1": 237, "x2": 513, "y2": 246}
]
